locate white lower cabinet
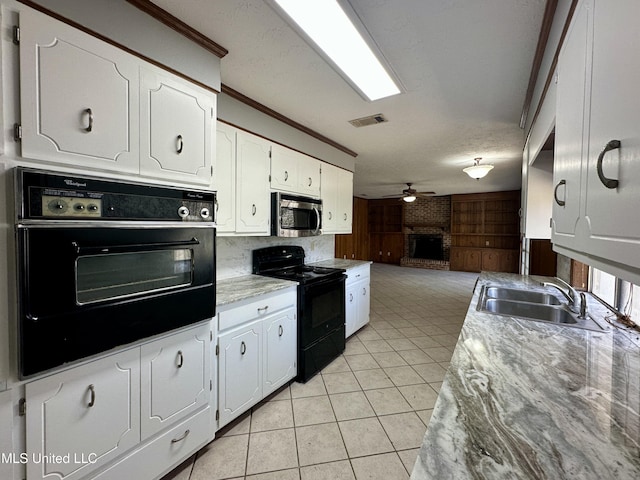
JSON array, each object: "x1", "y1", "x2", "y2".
[
  {"x1": 345, "y1": 264, "x2": 371, "y2": 338},
  {"x1": 25, "y1": 349, "x2": 141, "y2": 480},
  {"x1": 217, "y1": 288, "x2": 297, "y2": 429},
  {"x1": 25, "y1": 322, "x2": 212, "y2": 480}
]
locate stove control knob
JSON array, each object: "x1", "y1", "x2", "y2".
[
  {"x1": 178, "y1": 206, "x2": 190, "y2": 218},
  {"x1": 74, "y1": 203, "x2": 85, "y2": 211},
  {"x1": 200, "y1": 207, "x2": 210, "y2": 219},
  {"x1": 88, "y1": 204, "x2": 99, "y2": 212}
]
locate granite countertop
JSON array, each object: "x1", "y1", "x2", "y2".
[
  {"x1": 309, "y1": 258, "x2": 372, "y2": 270},
  {"x1": 216, "y1": 275, "x2": 297, "y2": 307},
  {"x1": 412, "y1": 272, "x2": 640, "y2": 480}
]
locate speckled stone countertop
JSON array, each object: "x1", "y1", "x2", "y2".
[
  {"x1": 216, "y1": 275, "x2": 297, "y2": 307},
  {"x1": 412, "y1": 272, "x2": 640, "y2": 480},
  {"x1": 309, "y1": 258, "x2": 372, "y2": 270}
]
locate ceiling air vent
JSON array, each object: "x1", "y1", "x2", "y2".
[{"x1": 348, "y1": 113, "x2": 387, "y2": 128}]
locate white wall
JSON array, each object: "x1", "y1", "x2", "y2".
[{"x1": 524, "y1": 150, "x2": 553, "y2": 239}]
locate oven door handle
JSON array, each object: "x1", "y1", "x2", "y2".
[{"x1": 72, "y1": 237, "x2": 200, "y2": 255}]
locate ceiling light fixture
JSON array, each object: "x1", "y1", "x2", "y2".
[
  {"x1": 463, "y1": 157, "x2": 494, "y2": 180},
  {"x1": 272, "y1": 0, "x2": 401, "y2": 101},
  {"x1": 402, "y1": 195, "x2": 417, "y2": 203}
]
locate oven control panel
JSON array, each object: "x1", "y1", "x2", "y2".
[
  {"x1": 43, "y1": 195, "x2": 102, "y2": 217},
  {"x1": 17, "y1": 168, "x2": 216, "y2": 223}
]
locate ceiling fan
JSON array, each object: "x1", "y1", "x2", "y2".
[{"x1": 383, "y1": 183, "x2": 435, "y2": 202}]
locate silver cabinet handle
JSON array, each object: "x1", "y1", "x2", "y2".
[
  {"x1": 177, "y1": 135, "x2": 184, "y2": 154},
  {"x1": 554, "y1": 180, "x2": 566, "y2": 206},
  {"x1": 278, "y1": 325, "x2": 283, "y2": 337},
  {"x1": 258, "y1": 305, "x2": 269, "y2": 314},
  {"x1": 87, "y1": 384, "x2": 96, "y2": 408},
  {"x1": 171, "y1": 429, "x2": 190, "y2": 444},
  {"x1": 240, "y1": 341, "x2": 246, "y2": 355},
  {"x1": 362, "y1": 287, "x2": 367, "y2": 296},
  {"x1": 215, "y1": 198, "x2": 219, "y2": 212},
  {"x1": 596, "y1": 140, "x2": 620, "y2": 189},
  {"x1": 252, "y1": 204, "x2": 257, "y2": 216},
  {"x1": 308, "y1": 177, "x2": 312, "y2": 186},
  {"x1": 177, "y1": 350, "x2": 184, "y2": 368},
  {"x1": 284, "y1": 170, "x2": 288, "y2": 181},
  {"x1": 349, "y1": 293, "x2": 354, "y2": 302},
  {"x1": 84, "y1": 108, "x2": 93, "y2": 132},
  {"x1": 328, "y1": 212, "x2": 332, "y2": 220},
  {"x1": 344, "y1": 213, "x2": 347, "y2": 221}
]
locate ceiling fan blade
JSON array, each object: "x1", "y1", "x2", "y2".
[
  {"x1": 416, "y1": 192, "x2": 436, "y2": 196},
  {"x1": 381, "y1": 194, "x2": 402, "y2": 197}
]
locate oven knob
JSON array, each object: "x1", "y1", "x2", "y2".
[
  {"x1": 88, "y1": 204, "x2": 99, "y2": 211},
  {"x1": 178, "y1": 206, "x2": 190, "y2": 218},
  {"x1": 74, "y1": 203, "x2": 85, "y2": 211},
  {"x1": 200, "y1": 207, "x2": 210, "y2": 219}
]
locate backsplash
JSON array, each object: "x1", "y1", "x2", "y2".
[{"x1": 216, "y1": 234, "x2": 335, "y2": 279}]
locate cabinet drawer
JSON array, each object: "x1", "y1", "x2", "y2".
[
  {"x1": 218, "y1": 290, "x2": 296, "y2": 331},
  {"x1": 346, "y1": 265, "x2": 370, "y2": 285},
  {"x1": 92, "y1": 406, "x2": 212, "y2": 480}
]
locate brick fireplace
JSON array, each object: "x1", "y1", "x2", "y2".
[{"x1": 401, "y1": 196, "x2": 451, "y2": 270}]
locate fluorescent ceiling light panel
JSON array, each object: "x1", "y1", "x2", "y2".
[{"x1": 274, "y1": 0, "x2": 400, "y2": 101}]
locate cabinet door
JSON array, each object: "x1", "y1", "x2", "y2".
[
  {"x1": 25, "y1": 349, "x2": 140, "y2": 480},
  {"x1": 263, "y1": 307, "x2": 297, "y2": 397},
  {"x1": 218, "y1": 319, "x2": 262, "y2": 428},
  {"x1": 270, "y1": 144, "x2": 300, "y2": 193},
  {"x1": 481, "y1": 250, "x2": 501, "y2": 272},
  {"x1": 20, "y1": 9, "x2": 139, "y2": 174},
  {"x1": 450, "y1": 248, "x2": 465, "y2": 271},
  {"x1": 552, "y1": 0, "x2": 592, "y2": 245},
  {"x1": 355, "y1": 279, "x2": 371, "y2": 333},
  {"x1": 0, "y1": 390, "x2": 12, "y2": 480},
  {"x1": 140, "y1": 67, "x2": 214, "y2": 186},
  {"x1": 215, "y1": 123, "x2": 237, "y2": 233},
  {"x1": 321, "y1": 163, "x2": 340, "y2": 232},
  {"x1": 298, "y1": 154, "x2": 321, "y2": 197},
  {"x1": 236, "y1": 132, "x2": 271, "y2": 234},
  {"x1": 337, "y1": 169, "x2": 354, "y2": 233},
  {"x1": 345, "y1": 282, "x2": 359, "y2": 338},
  {"x1": 140, "y1": 323, "x2": 210, "y2": 439},
  {"x1": 583, "y1": 0, "x2": 640, "y2": 267},
  {"x1": 463, "y1": 249, "x2": 482, "y2": 272}
]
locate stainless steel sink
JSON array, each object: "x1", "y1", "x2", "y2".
[
  {"x1": 477, "y1": 285, "x2": 605, "y2": 331},
  {"x1": 484, "y1": 286, "x2": 561, "y2": 305},
  {"x1": 482, "y1": 298, "x2": 577, "y2": 324}
]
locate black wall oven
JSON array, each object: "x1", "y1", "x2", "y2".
[{"x1": 15, "y1": 168, "x2": 216, "y2": 378}]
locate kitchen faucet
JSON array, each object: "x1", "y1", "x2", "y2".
[{"x1": 540, "y1": 277, "x2": 587, "y2": 318}]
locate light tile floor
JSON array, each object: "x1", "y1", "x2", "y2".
[{"x1": 163, "y1": 263, "x2": 478, "y2": 480}]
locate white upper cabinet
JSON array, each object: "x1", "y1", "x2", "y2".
[
  {"x1": 19, "y1": 9, "x2": 215, "y2": 187},
  {"x1": 215, "y1": 122, "x2": 237, "y2": 233},
  {"x1": 553, "y1": 0, "x2": 640, "y2": 279},
  {"x1": 271, "y1": 144, "x2": 320, "y2": 197},
  {"x1": 322, "y1": 162, "x2": 353, "y2": 234},
  {"x1": 552, "y1": 0, "x2": 591, "y2": 247},
  {"x1": 140, "y1": 67, "x2": 215, "y2": 186},
  {"x1": 583, "y1": 0, "x2": 640, "y2": 266},
  {"x1": 20, "y1": 9, "x2": 139, "y2": 174},
  {"x1": 236, "y1": 131, "x2": 271, "y2": 234}
]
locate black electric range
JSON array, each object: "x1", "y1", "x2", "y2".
[{"x1": 253, "y1": 246, "x2": 346, "y2": 382}]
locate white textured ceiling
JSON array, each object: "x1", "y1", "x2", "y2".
[{"x1": 152, "y1": 0, "x2": 545, "y2": 198}]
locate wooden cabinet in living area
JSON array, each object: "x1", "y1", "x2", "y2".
[
  {"x1": 367, "y1": 199, "x2": 404, "y2": 264},
  {"x1": 450, "y1": 191, "x2": 520, "y2": 273},
  {"x1": 20, "y1": 9, "x2": 216, "y2": 187},
  {"x1": 216, "y1": 288, "x2": 297, "y2": 429},
  {"x1": 25, "y1": 322, "x2": 212, "y2": 480}
]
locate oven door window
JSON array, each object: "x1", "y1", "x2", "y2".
[{"x1": 76, "y1": 249, "x2": 193, "y2": 304}]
